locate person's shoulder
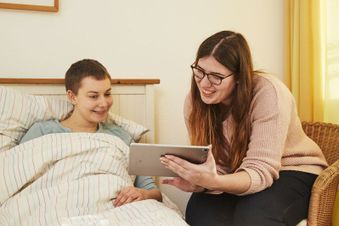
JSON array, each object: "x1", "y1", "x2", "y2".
[
  {"x1": 101, "y1": 122, "x2": 130, "y2": 137},
  {"x1": 100, "y1": 122, "x2": 133, "y2": 144},
  {"x1": 20, "y1": 119, "x2": 60, "y2": 143},
  {"x1": 254, "y1": 74, "x2": 287, "y2": 87},
  {"x1": 33, "y1": 119, "x2": 60, "y2": 128},
  {"x1": 33, "y1": 119, "x2": 65, "y2": 134},
  {"x1": 29, "y1": 119, "x2": 53, "y2": 128},
  {"x1": 253, "y1": 74, "x2": 291, "y2": 96},
  {"x1": 252, "y1": 74, "x2": 295, "y2": 111}
]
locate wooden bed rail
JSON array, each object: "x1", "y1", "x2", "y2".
[{"x1": 0, "y1": 78, "x2": 160, "y2": 85}]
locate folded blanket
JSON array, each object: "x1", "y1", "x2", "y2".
[{"x1": 0, "y1": 133, "x2": 187, "y2": 226}]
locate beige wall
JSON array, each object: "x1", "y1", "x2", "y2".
[{"x1": 0, "y1": 0, "x2": 284, "y2": 213}]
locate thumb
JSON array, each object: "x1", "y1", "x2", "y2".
[{"x1": 206, "y1": 144, "x2": 215, "y2": 162}]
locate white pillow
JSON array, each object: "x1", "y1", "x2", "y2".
[
  {"x1": 0, "y1": 86, "x2": 148, "y2": 152},
  {"x1": 105, "y1": 113, "x2": 149, "y2": 143}
]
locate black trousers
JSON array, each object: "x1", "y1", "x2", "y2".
[{"x1": 185, "y1": 171, "x2": 317, "y2": 226}]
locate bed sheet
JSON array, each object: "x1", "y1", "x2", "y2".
[{"x1": 0, "y1": 133, "x2": 187, "y2": 226}]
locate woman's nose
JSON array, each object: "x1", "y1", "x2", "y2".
[
  {"x1": 200, "y1": 75, "x2": 213, "y2": 87},
  {"x1": 98, "y1": 96, "x2": 109, "y2": 107}
]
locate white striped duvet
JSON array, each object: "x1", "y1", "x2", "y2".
[{"x1": 0, "y1": 133, "x2": 187, "y2": 226}]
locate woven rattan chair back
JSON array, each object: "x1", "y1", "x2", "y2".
[
  {"x1": 302, "y1": 121, "x2": 339, "y2": 165},
  {"x1": 301, "y1": 121, "x2": 339, "y2": 226}
]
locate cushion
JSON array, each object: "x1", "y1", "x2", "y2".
[{"x1": 0, "y1": 86, "x2": 148, "y2": 152}]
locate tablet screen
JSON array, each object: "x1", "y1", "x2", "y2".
[{"x1": 128, "y1": 143, "x2": 209, "y2": 176}]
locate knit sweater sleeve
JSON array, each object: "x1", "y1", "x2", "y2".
[{"x1": 235, "y1": 76, "x2": 293, "y2": 195}]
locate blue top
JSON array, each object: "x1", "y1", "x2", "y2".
[
  {"x1": 20, "y1": 119, "x2": 157, "y2": 190},
  {"x1": 20, "y1": 119, "x2": 133, "y2": 145}
]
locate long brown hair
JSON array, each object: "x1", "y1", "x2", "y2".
[{"x1": 189, "y1": 31, "x2": 254, "y2": 172}]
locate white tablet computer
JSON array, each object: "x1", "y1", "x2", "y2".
[{"x1": 128, "y1": 143, "x2": 209, "y2": 177}]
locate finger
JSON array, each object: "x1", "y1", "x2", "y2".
[
  {"x1": 163, "y1": 177, "x2": 184, "y2": 186},
  {"x1": 115, "y1": 196, "x2": 127, "y2": 207},
  {"x1": 163, "y1": 155, "x2": 191, "y2": 167},
  {"x1": 113, "y1": 191, "x2": 123, "y2": 206},
  {"x1": 115, "y1": 192, "x2": 130, "y2": 207},
  {"x1": 161, "y1": 178, "x2": 173, "y2": 183},
  {"x1": 114, "y1": 195, "x2": 123, "y2": 207},
  {"x1": 121, "y1": 195, "x2": 138, "y2": 206},
  {"x1": 165, "y1": 160, "x2": 193, "y2": 180},
  {"x1": 161, "y1": 178, "x2": 175, "y2": 185},
  {"x1": 164, "y1": 178, "x2": 197, "y2": 192},
  {"x1": 206, "y1": 148, "x2": 215, "y2": 163},
  {"x1": 161, "y1": 156, "x2": 191, "y2": 174}
]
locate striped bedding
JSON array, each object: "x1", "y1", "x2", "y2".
[{"x1": 0, "y1": 132, "x2": 187, "y2": 226}]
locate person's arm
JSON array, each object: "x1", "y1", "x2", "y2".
[
  {"x1": 233, "y1": 78, "x2": 293, "y2": 195},
  {"x1": 20, "y1": 122, "x2": 44, "y2": 144},
  {"x1": 134, "y1": 175, "x2": 162, "y2": 201},
  {"x1": 113, "y1": 176, "x2": 162, "y2": 207},
  {"x1": 139, "y1": 187, "x2": 162, "y2": 201},
  {"x1": 161, "y1": 150, "x2": 251, "y2": 194}
]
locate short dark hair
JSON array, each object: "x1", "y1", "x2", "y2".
[{"x1": 65, "y1": 59, "x2": 112, "y2": 94}]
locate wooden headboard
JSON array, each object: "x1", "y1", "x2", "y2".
[{"x1": 0, "y1": 78, "x2": 160, "y2": 143}]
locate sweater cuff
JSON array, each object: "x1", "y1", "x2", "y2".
[{"x1": 236, "y1": 168, "x2": 262, "y2": 196}]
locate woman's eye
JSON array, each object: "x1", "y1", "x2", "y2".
[
  {"x1": 89, "y1": 95, "x2": 98, "y2": 99},
  {"x1": 104, "y1": 93, "x2": 112, "y2": 97},
  {"x1": 196, "y1": 68, "x2": 204, "y2": 75}
]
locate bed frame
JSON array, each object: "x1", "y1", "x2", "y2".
[{"x1": 0, "y1": 78, "x2": 160, "y2": 143}]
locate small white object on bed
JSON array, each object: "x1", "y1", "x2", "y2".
[{"x1": 0, "y1": 78, "x2": 187, "y2": 226}]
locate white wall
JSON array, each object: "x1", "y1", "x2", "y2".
[{"x1": 0, "y1": 0, "x2": 284, "y2": 213}]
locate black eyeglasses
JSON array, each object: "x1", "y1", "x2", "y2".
[{"x1": 190, "y1": 64, "x2": 233, "y2": 85}]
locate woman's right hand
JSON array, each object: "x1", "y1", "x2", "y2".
[
  {"x1": 161, "y1": 177, "x2": 206, "y2": 192},
  {"x1": 160, "y1": 147, "x2": 218, "y2": 191}
]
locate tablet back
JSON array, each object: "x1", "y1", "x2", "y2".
[{"x1": 128, "y1": 143, "x2": 209, "y2": 176}]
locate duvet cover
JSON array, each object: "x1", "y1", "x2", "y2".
[{"x1": 0, "y1": 133, "x2": 187, "y2": 226}]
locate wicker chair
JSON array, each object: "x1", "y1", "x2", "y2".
[{"x1": 301, "y1": 121, "x2": 339, "y2": 226}]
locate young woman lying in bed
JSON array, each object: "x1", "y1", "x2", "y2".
[{"x1": 20, "y1": 59, "x2": 162, "y2": 206}]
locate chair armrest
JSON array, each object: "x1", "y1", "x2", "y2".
[{"x1": 307, "y1": 159, "x2": 339, "y2": 226}]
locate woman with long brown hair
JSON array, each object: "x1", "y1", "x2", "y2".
[{"x1": 161, "y1": 31, "x2": 327, "y2": 226}]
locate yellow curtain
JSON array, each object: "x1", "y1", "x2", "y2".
[
  {"x1": 285, "y1": 0, "x2": 339, "y2": 124},
  {"x1": 324, "y1": 0, "x2": 339, "y2": 124},
  {"x1": 285, "y1": 0, "x2": 325, "y2": 122}
]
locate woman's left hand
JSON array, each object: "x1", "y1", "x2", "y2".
[
  {"x1": 160, "y1": 148, "x2": 218, "y2": 189},
  {"x1": 161, "y1": 177, "x2": 206, "y2": 192},
  {"x1": 113, "y1": 186, "x2": 145, "y2": 207}
]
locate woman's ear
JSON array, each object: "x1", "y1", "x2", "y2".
[{"x1": 66, "y1": 90, "x2": 77, "y2": 105}]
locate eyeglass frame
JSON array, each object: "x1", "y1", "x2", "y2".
[{"x1": 190, "y1": 63, "x2": 233, "y2": 86}]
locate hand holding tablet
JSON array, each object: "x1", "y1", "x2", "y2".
[{"x1": 128, "y1": 143, "x2": 209, "y2": 177}]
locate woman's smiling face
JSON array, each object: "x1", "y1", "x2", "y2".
[
  {"x1": 70, "y1": 76, "x2": 113, "y2": 125},
  {"x1": 195, "y1": 56, "x2": 236, "y2": 105}
]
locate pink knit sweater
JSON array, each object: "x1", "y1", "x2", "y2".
[{"x1": 184, "y1": 75, "x2": 328, "y2": 195}]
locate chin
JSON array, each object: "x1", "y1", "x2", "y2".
[
  {"x1": 201, "y1": 97, "x2": 217, "y2": 105},
  {"x1": 92, "y1": 117, "x2": 107, "y2": 123}
]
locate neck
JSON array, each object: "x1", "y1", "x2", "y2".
[{"x1": 61, "y1": 113, "x2": 98, "y2": 132}]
